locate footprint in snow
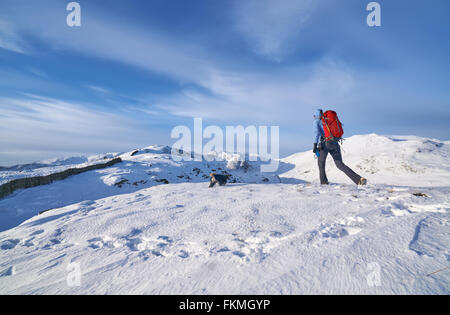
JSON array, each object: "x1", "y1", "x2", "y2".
[
  {"x1": 309, "y1": 217, "x2": 364, "y2": 242},
  {"x1": 0, "y1": 239, "x2": 20, "y2": 250},
  {"x1": 86, "y1": 232, "x2": 189, "y2": 260},
  {"x1": 30, "y1": 229, "x2": 45, "y2": 236},
  {"x1": 0, "y1": 266, "x2": 15, "y2": 277},
  {"x1": 179, "y1": 250, "x2": 189, "y2": 259},
  {"x1": 88, "y1": 237, "x2": 117, "y2": 249},
  {"x1": 214, "y1": 231, "x2": 284, "y2": 263}
]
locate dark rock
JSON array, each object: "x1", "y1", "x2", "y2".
[
  {"x1": 413, "y1": 192, "x2": 429, "y2": 198},
  {"x1": 155, "y1": 178, "x2": 169, "y2": 184},
  {"x1": 0, "y1": 158, "x2": 122, "y2": 199},
  {"x1": 130, "y1": 150, "x2": 139, "y2": 156}
]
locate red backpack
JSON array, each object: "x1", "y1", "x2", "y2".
[{"x1": 321, "y1": 110, "x2": 344, "y2": 140}]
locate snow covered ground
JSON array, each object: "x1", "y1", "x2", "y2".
[{"x1": 0, "y1": 135, "x2": 448, "y2": 294}]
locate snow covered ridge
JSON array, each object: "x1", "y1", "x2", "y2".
[
  {"x1": 0, "y1": 134, "x2": 449, "y2": 294},
  {"x1": 0, "y1": 144, "x2": 278, "y2": 190},
  {"x1": 0, "y1": 134, "x2": 448, "y2": 230},
  {"x1": 0, "y1": 144, "x2": 280, "y2": 232},
  {"x1": 281, "y1": 134, "x2": 450, "y2": 187},
  {"x1": 0, "y1": 145, "x2": 276, "y2": 186},
  {"x1": 2, "y1": 134, "x2": 448, "y2": 187}
]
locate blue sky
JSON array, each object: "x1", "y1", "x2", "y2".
[{"x1": 0, "y1": 0, "x2": 449, "y2": 166}]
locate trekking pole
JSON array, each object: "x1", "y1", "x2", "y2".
[{"x1": 340, "y1": 138, "x2": 346, "y2": 154}]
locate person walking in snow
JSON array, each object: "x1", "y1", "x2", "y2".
[{"x1": 313, "y1": 109, "x2": 367, "y2": 185}]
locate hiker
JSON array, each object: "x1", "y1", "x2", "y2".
[{"x1": 313, "y1": 109, "x2": 367, "y2": 185}]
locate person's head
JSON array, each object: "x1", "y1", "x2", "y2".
[{"x1": 314, "y1": 109, "x2": 323, "y2": 120}]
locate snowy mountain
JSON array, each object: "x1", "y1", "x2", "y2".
[
  {"x1": 281, "y1": 134, "x2": 450, "y2": 187},
  {"x1": 0, "y1": 134, "x2": 448, "y2": 294}
]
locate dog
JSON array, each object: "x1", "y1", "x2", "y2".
[{"x1": 209, "y1": 173, "x2": 231, "y2": 188}]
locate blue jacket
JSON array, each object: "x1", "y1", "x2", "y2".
[{"x1": 313, "y1": 109, "x2": 324, "y2": 144}]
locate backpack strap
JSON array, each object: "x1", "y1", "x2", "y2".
[{"x1": 322, "y1": 117, "x2": 334, "y2": 141}]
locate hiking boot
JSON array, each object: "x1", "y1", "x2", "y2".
[{"x1": 358, "y1": 178, "x2": 367, "y2": 186}]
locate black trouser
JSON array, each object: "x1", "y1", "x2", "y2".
[{"x1": 318, "y1": 140, "x2": 362, "y2": 185}]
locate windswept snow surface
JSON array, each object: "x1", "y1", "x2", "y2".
[
  {"x1": 0, "y1": 145, "x2": 280, "y2": 232},
  {"x1": 0, "y1": 135, "x2": 449, "y2": 294}
]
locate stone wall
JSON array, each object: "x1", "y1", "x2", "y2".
[{"x1": 0, "y1": 158, "x2": 122, "y2": 199}]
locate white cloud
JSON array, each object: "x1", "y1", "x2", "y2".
[
  {"x1": 0, "y1": 1, "x2": 213, "y2": 84},
  {"x1": 86, "y1": 85, "x2": 110, "y2": 94},
  {"x1": 27, "y1": 67, "x2": 48, "y2": 78},
  {"x1": 35, "y1": 14, "x2": 212, "y2": 86},
  {"x1": 0, "y1": 1, "x2": 357, "y2": 163},
  {"x1": 0, "y1": 94, "x2": 157, "y2": 165},
  {"x1": 0, "y1": 1, "x2": 340, "y2": 123},
  {"x1": 0, "y1": 19, "x2": 28, "y2": 54},
  {"x1": 233, "y1": 0, "x2": 316, "y2": 60},
  {"x1": 155, "y1": 59, "x2": 355, "y2": 124}
]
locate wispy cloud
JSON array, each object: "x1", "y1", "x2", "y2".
[
  {"x1": 0, "y1": 19, "x2": 28, "y2": 54},
  {"x1": 232, "y1": 0, "x2": 316, "y2": 60},
  {"x1": 0, "y1": 1, "x2": 213, "y2": 84},
  {"x1": 0, "y1": 94, "x2": 158, "y2": 165},
  {"x1": 86, "y1": 85, "x2": 110, "y2": 94},
  {"x1": 27, "y1": 67, "x2": 48, "y2": 78},
  {"x1": 0, "y1": 0, "x2": 347, "y2": 118},
  {"x1": 0, "y1": 2, "x2": 337, "y2": 125},
  {"x1": 156, "y1": 59, "x2": 355, "y2": 125},
  {"x1": 0, "y1": 0, "x2": 448, "y2": 164}
]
